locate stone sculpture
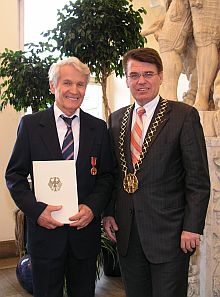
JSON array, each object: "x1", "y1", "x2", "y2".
[{"x1": 142, "y1": 0, "x2": 220, "y2": 111}]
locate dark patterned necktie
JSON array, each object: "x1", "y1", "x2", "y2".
[{"x1": 60, "y1": 115, "x2": 76, "y2": 160}]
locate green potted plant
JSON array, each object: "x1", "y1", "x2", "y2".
[
  {"x1": 43, "y1": 0, "x2": 146, "y2": 119},
  {"x1": 97, "y1": 225, "x2": 120, "y2": 278},
  {"x1": 0, "y1": 44, "x2": 58, "y2": 113}
]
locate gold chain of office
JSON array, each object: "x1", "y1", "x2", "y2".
[{"x1": 119, "y1": 98, "x2": 168, "y2": 194}]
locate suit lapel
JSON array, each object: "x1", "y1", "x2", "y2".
[
  {"x1": 39, "y1": 106, "x2": 63, "y2": 159},
  {"x1": 76, "y1": 109, "x2": 95, "y2": 173},
  {"x1": 143, "y1": 97, "x2": 171, "y2": 153},
  {"x1": 124, "y1": 105, "x2": 134, "y2": 172}
]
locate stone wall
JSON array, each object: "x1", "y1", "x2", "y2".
[{"x1": 188, "y1": 112, "x2": 220, "y2": 297}]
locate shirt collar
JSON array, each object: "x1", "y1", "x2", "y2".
[
  {"x1": 54, "y1": 103, "x2": 80, "y2": 122},
  {"x1": 134, "y1": 95, "x2": 160, "y2": 114}
]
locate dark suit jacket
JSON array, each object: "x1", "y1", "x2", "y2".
[
  {"x1": 106, "y1": 98, "x2": 210, "y2": 264},
  {"x1": 6, "y1": 106, "x2": 114, "y2": 259}
]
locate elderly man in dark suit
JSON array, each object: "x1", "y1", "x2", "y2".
[
  {"x1": 6, "y1": 57, "x2": 114, "y2": 297},
  {"x1": 103, "y1": 47, "x2": 210, "y2": 297}
]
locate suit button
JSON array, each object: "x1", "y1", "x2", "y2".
[{"x1": 129, "y1": 209, "x2": 133, "y2": 215}]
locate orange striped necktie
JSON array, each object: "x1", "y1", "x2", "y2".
[{"x1": 130, "y1": 107, "x2": 146, "y2": 164}]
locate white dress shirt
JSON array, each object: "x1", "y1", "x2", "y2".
[
  {"x1": 132, "y1": 96, "x2": 160, "y2": 144},
  {"x1": 54, "y1": 103, "x2": 80, "y2": 160}
]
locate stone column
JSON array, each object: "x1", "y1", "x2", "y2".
[{"x1": 188, "y1": 111, "x2": 220, "y2": 297}]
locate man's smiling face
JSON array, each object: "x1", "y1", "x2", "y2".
[
  {"x1": 50, "y1": 64, "x2": 87, "y2": 116},
  {"x1": 126, "y1": 59, "x2": 163, "y2": 106}
]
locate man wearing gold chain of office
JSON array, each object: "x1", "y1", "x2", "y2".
[{"x1": 103, "y1": 47, "x2": 210, "y2": 297}]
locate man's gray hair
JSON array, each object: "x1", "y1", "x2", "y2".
[{"x1": 48, "y1": 57, "x2": 90, "y2": 86}]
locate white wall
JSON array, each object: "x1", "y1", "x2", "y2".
[{"x1": 0, "y1": 0, "x2": 21, "y2": 242}]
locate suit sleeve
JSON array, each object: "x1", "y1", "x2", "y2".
[
  {"x1": 5, "y1": 117, "x2": 47, "y2": 223},
  {"x1": 102, "y1": 113, "x2": 119, "y2": 217},
  {"x1": 180, "y1": 107, "x2": 210, "y2": 234}
]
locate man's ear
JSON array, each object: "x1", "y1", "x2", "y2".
[
  {"x1": 126, "y1": 77, "x2": 130, "y2": 88},
  {"x1": 159, "y1": 71, "x2": 163, "y2": 85},
  {"x1": 49, "y1": 81, "x2": 55, "y2": 94}
]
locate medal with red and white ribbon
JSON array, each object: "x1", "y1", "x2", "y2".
[{"x1": 90, "y1": 157, "x2": 97, "y2": 175}]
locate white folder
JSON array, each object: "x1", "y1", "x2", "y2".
[{"x1": 33, "y1": 160, "x2": 78, "y2": 224}]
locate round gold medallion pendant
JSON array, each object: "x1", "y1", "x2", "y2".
[
  {"x1": 91, "y1": 167, "x2": 97, "y2": 175},
  {"x1": 123, "y1": 173, "x2": 138, "y2": 193}
]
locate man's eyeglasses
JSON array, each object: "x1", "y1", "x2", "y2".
[{"x1": 127, "y1": 72, "x2": 158, "y2": 81}]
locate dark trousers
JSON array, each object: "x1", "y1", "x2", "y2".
[
  {"x1": 31, "y1": 245, "x2": 97, "y2": 297},
  {"x1": 119, "y1": 219, "x2": 190, "y2": 297}
]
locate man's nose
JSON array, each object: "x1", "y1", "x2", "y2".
[
  {"x1": 137, "y1": 74, "x2": 146, "y2": 83},
  {"x1": 70, "y1": 84, "x2": 78, "y2": 92}
]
